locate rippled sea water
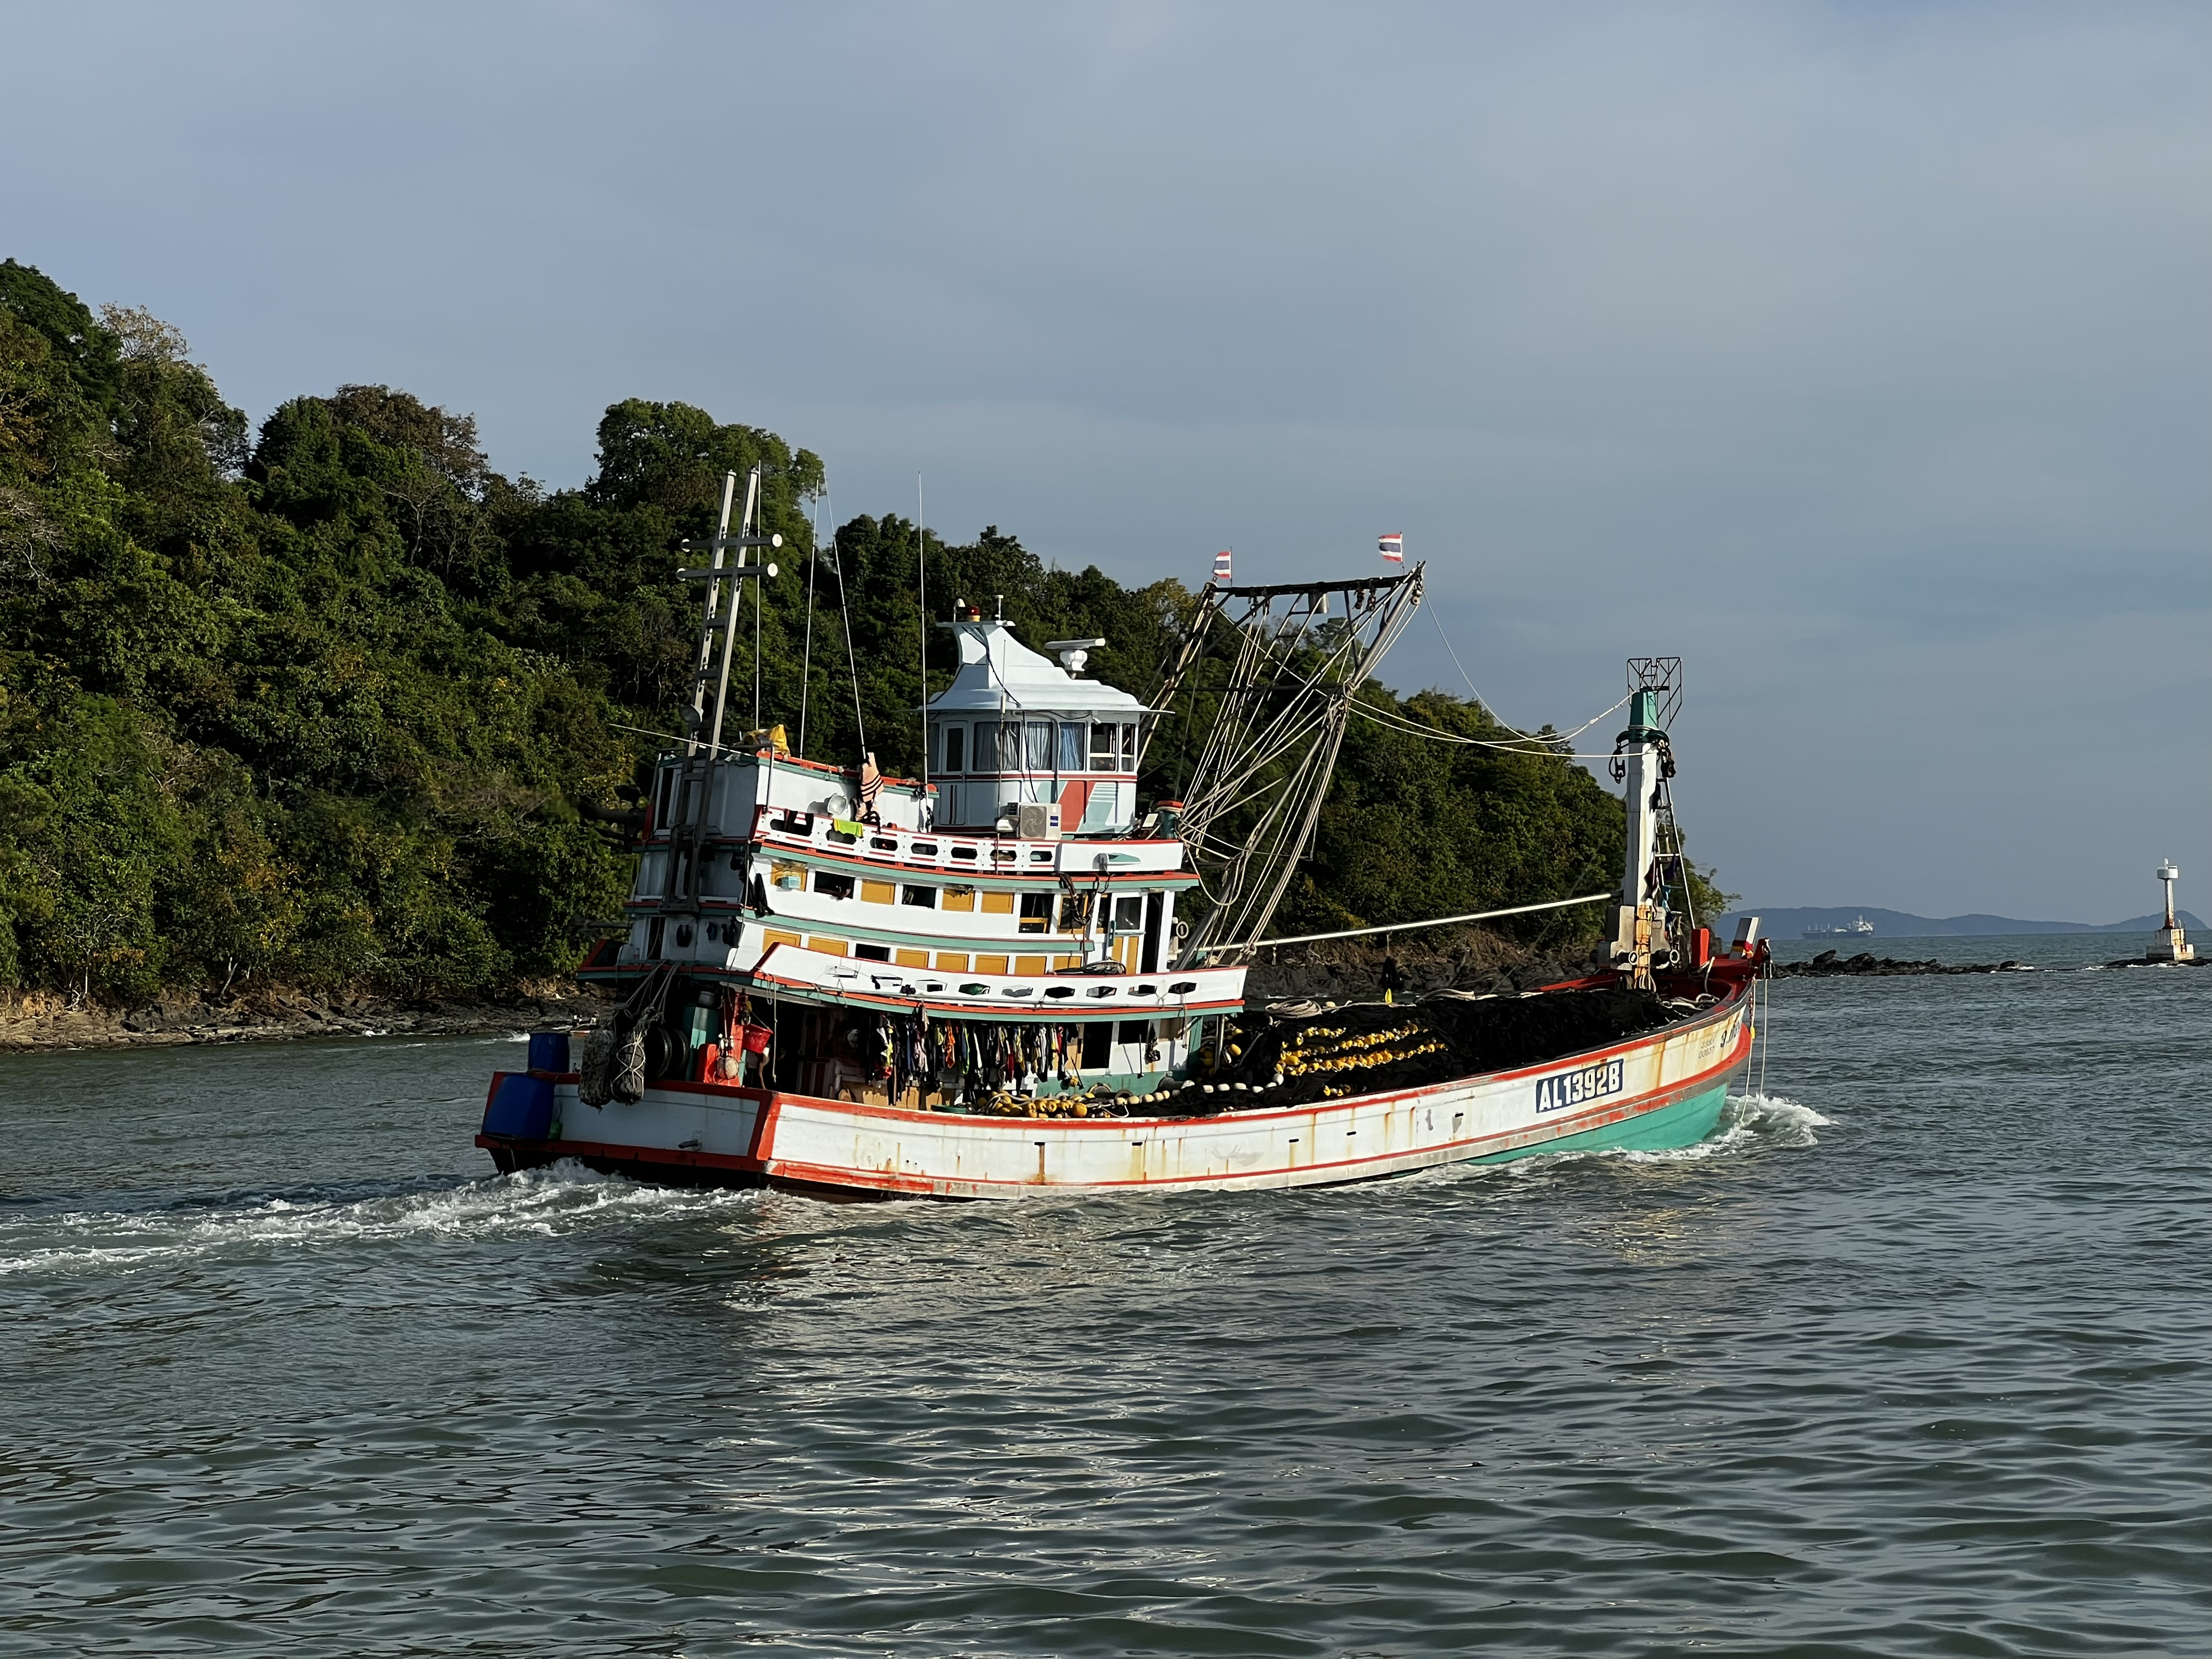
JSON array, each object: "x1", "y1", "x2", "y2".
[{"x1": 4, "y1": 937, "x2": 2207, "y2": 1657}]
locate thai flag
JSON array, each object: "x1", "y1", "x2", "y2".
[
  {"x1": 1211, "y1": 549, "x2": 1232, "y2": 584},
  {"x1": 1378, "y1": 533, "x2": 1404, "y2": 562}
]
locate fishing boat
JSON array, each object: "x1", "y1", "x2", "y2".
[
  {"x1": 477, "y1": 467, "x2": 1770, "y2": 1197},
  {"x1": 1802, "y1": 915, "x2": 1876, "y2": 937}
]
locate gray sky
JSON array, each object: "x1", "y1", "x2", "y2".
[{"x1": 8, "y1": 1, "x2": 2206, "y2": 923}]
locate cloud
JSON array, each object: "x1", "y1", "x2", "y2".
[{"x1": 4, "y1": 0, "x2": 2205, "y2": 919}]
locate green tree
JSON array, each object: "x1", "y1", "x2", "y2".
[{"x1": 0, "y1": 254, "x2": 1677, "y2": 1008}]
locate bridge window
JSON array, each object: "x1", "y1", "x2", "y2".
[
  {"x1": 1059, "y1": 722, "x2": 1084, "y2": 771},
  {"x1": 1025, "y1": 721, "x2": 1053, "y2": 770},
  {"x1": 941, "y1": 725, "x2": 966, "y2": 773},
  {"x1": 1089, "y1": 722, "x2": 1121, "y2": 770}
]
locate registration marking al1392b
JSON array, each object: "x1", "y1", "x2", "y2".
[{"x1": 1536, "y1": 1057, "x2": 1625, "y2": 1114}]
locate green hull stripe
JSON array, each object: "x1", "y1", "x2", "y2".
[{"x1": 1470, "y1": 1078, "x2": 1733, "y2": 1164}]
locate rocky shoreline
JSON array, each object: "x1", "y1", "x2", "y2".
[
  {"x1": 1775, "y1": 948, "x2": 2208, "y2": 978},
  {"x1": 11, "y1": 932, "x2": 2192, "y2": 1054},
  {"x1": 0, "y1": 984, "x2": 614, "y2": 1054}
]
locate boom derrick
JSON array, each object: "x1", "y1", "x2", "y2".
[{"x1": 1150, "y1": 565, "x2": 1425, "y2": 967}]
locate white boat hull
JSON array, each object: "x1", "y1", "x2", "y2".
[{"x1": 480, "y1": 989, "x2": 1754, "y2": 1199}]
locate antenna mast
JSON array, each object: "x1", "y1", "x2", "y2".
[{"x1": 917, "y1": 474, "x2": 929, "y2": 813}]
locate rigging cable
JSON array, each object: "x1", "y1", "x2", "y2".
[
  {"x1": 1421, "y1": 606, "x2": 1628, "y2": 748},
  {"x1": 828, "y1": 494, "x2": 867, "y2": 758},
  {"x1": 1374, "y1": 688, "x2": 1630, "y2": 747},
  {"x1": 798, "y1": 492, "x2": 819, "y2": 754},
  {"x1": 1347, "y1": 692, "x2": 1631, "y2": 759},
  {"x1": 753, "y1": 476, "x2": 764, "y2": 732}
]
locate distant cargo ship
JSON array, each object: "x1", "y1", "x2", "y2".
[{"x1": 1803, "y1": 915, "x2": 1876, "y2": 937}]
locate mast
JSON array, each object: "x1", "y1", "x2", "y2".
[
  {"x1": 661, "y1": 467, "x2": 780, "y2": 913},
  {"x1": 1609, "y1": 658, "x2": 1680, "y2": 990}
]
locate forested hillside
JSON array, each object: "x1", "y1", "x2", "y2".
[{"x1": 1, "y1": 258, "x2": 1679, "y2": 1009}]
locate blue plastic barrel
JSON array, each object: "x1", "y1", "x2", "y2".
[
  {"x1": 483, "y1": 1073, "x2": 555, "y2": 1139},
  {"x1": 527, "y1": 1031, "x2": 571, "y2": 1074}
]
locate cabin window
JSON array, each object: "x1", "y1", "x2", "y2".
[
  {"x1": 1058, "y1": 893, "x2": 1094, "y2": 932},
  {"x1": 901, "y1": 885, "x2": 936, "y2": 908},
  {"x1": 951, "y1": 845, "x2": 978, "y2": 860},
  {"x1": 813, "y1": 872, "x2": 855, "y2": 900},
  {"x1": 1113, "y1": 894, "x2": 1144, "y2": 932},
  {"x1": 1024, "y1": 721, "x2": 1053, "y2": 770},
  {"x1": 1058, "y1": 722, "x2": 1084, "y2": 771},
  {"x1": 997, "y1": 723, "x2": 1024, "y2": 771},
  {"x1": 1018, "y1": 894, "x2": 1053, "y2": 934},
  {"x1": 1081, "y1": 1023, "x2": 1113, "y2": 1068},
  {"x1": 1089, "y1": 723, "x2": 1120, "y2": 770},
  {"x1": 910, "y1": 842, "x2": 938, "y2": 859},
  {"x1": 942, "y1": 725, "x2": 966, "y2": 773},
  {"x1": 1117, "y1": 1020, "x2": 1152, "y2": 1045},
  {"x1": 854, "y1": 943, "x2": 891, "y2": 962},
  {"x1": 971, "y1": 720, "x2": 998, "y2": 774}
]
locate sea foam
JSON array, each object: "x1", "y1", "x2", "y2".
[{"x1": 0, "y1": 1162, "x2": 759, "y2": 1280}]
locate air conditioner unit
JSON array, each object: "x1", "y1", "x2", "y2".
[{"x1": 1016, "y1": 802, "x2": 1054, "y2": 839}]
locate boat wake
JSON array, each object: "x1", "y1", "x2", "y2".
[
  {"x1": 0, "y1": 1162, "x2": 760, "y2": 1280},
  {"x1": 1481, "y1": 1090, "x2": 1833, "y2": 1179},
  {"x1": 1640, "y1": 1090, "x2": 1833, "y2": 1160}
]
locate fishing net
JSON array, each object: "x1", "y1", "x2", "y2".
[
  {"x1": 577, "y1": 1027, "x2": 617, "y2": 1107},
  {"x1": 1178, "y1": 985, "x2": 1674, "y2": 1110}
]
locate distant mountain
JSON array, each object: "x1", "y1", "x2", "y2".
[{"x1": 1716, "y1": 906, "x2": 2206, "y2": 940}]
